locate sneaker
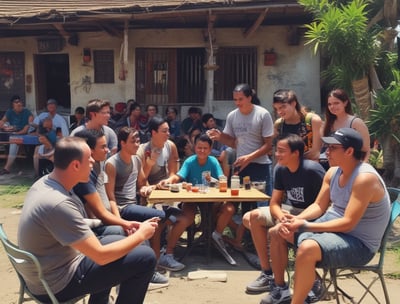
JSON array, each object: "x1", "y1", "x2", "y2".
[
  {"x1": 212, "y1": 231, "x2": 237, "y2": 265},
  {"x1": 148, "y1": 271, "x2": 169, "y2": 291},
  {"x1": 158, "y1": 253, "x2": 185, "y2": 271},
  {"x1": 305, "y1": 276, "x2": 325, "y2": 303},
  {"x1": 260, "y1": 284, "x2": 291, "y2": 304},
  {"x1": 246, "y1": 272, "x2": 274, "y2": 294}
]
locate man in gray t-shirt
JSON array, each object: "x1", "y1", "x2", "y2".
[{"x1": 18, "y1": 137, "x2": 157, "y2": 304}]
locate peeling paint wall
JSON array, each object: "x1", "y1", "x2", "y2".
[{"x1": 0, "y1": 26, "x2": 320, "y2": 119}]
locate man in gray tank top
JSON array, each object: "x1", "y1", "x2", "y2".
[{"x1": 262, "y1": 128, "x2": 390, "y2": 304}]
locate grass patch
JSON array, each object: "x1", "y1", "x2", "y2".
[{"x1": 0, "y1": 184, "x2": 30, "y2": 209}]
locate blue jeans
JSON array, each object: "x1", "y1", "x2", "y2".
[
  {"x1": 120, "y1": 204, "x2": 165, "y2": 222},
  {"x1": 36, "y1": 235, "x2": 156, "y2": 304}
]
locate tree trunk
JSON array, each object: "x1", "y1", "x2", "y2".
[
  {"x1": 381, "y1": 134, "x2": 400, "y2": 187},
  {"x1": 352, "y1": 76, "x2": 372, "y2": 120}
]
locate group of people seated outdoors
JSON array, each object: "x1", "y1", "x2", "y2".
[{"x1": 7, "y1": 83, "x2": 391, "y2": 304}]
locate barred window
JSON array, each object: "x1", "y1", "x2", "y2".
[
  {"x1": 214, "y1": 47, "x2": 257, "y2": 100},
  {"x1": 94, "y1": 50, "x2": 114, "y2": 83},
  {"x1": 136, "y1": 48, "x2": 205, "y2": 106}
]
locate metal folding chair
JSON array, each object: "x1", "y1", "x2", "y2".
[
  {"x1": 0, "y1": 223, "x2": 86, "y2": 304},
  {"x1": 322, "y1": 187, "x2": 400, "y2": 304}
]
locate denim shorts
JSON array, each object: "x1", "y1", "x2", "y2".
[{"x1": 297, "y1": 212, "x2": 375, "y2": 268}]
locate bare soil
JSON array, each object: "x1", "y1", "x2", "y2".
[
  {"x1": 1, "y1": 165, "x2": 399, "y2": 303},
  {"x1": 1, "y1": 206, "x2": 400, "y2": 304}
]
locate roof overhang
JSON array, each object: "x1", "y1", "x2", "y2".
[{"x1": 0, "y1": 0, "x2": 311, "y2": 39}]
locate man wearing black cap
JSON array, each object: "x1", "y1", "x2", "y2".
[{"x1": 262, "y1": 128, "x2": 391, "y2": 304}]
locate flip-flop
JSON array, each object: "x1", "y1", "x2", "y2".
[{"x1": 0, "y1": 168, "x2": 10, "y2": 175}]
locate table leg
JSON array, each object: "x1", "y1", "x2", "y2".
[{"x1": 205, "y1": 202, "x2": 213, "y2": 263}]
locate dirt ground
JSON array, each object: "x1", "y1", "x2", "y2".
[
  {"x1": 1, "y1": 205, "x2": 400, "y2": 304},
  {"x1": 1, "y1": 164, "x2": 400, "y2": 303}
]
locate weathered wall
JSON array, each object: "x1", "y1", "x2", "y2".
[{"x1": 0, "y1": 26, "x2": 320, "y2": 119}]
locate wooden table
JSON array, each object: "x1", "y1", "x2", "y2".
[{"x1": 148, "y1": 186, "x2": 270, "y2": 262}]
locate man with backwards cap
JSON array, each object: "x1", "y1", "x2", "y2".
[{"x1": 260, "y1": 128, "x2": 391, "y2": 304}]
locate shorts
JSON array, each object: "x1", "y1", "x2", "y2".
[
  {"x1": 297, "y1": 212, "x2": 375, "y2": 268},
  {"x1": 259, "y1": 204, "x2": 303, "y2": 227}
]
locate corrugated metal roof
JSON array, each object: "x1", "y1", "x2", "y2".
[
  {"x1": 0, "y1": 1, "x2": 276, "y2": 18},
  {"x1": 0, "y1": 1, "x2": 308, "y2": 38}
]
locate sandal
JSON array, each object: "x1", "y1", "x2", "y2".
[{"x1": 0, "y1": 168, "x2": 10, "y2": 175}]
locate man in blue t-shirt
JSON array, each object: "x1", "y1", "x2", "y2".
[
  {"x1": 0, "y1": 95, "x2": 34, "y2": 174},
  {"x1": 160, "y1": 133, "x2": 237, "y2": 265}
]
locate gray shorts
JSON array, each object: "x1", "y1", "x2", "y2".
[
  {"x1": 297, "y1": 212, "x2": 375, "y2": 268},
  {"x1": 259, "y1": 204, "x2": 303, "y2": 227}
]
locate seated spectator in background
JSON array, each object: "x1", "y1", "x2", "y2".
[
  {"x1": 32, "y1": 98, "x2": 69, "y2": 138},
  {"x1": 112, "y1": 102, "x2": 127, "y2": 122},
  {"x1": 71, "y1": 98, "x2": 118, "y2": 156},
  {"x1": 176, "y1": 137, "x2": 193, "y2": 163},
  {"x1": 243, "y1": 134, "x2": 325, "y2": 303},
  {"x1": 32, "y1": 117, "x2": 57, "y2": 177},
  {"x1": 165, "y1": 106, "x2": 181, "y2": 141},
  {"x1": 0, "y1": 95, "x2": 34, "y2": 175},
  {"x1": 268, "y1": 128, "x2": 390, "y2": 304},
  {"x1": 202, "y1": 113, "x2": 230, "y2": 177},
  {"x1": 69, "y1": 106, "x2": 85, "y2": 133},
  {"x1": 188, "y1": 126, "x2": 202, "y2": 152},
  {"x1": 272, "y1": 89, "x2": 322, "y2": 161},
  {"x1": 18, "y1": 136, "x2": 158, "y2": 304},
  {"x1": 139, "y1": 104, "x2": 158, "y2": 143},
  {"x1": 181, "y1": 106, "x2": 202, "y2": 138},
  {"x1": 115, "y1": 101, "x2": 141, "y2": 132},
  {"x1": 160, "y1": 134, "x2": 237, "y2": 265},
  {"x1": 31, "y1": 98, "x2": 69, "y2": 177}
]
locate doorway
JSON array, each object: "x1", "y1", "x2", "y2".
[{"x1": 34, "y1": 54, "x2": 70, "y2": 112}]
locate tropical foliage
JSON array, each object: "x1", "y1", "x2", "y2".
[
  {"x1": 368, "y1": 67, "x2": 400, "y2": 185},
  {"x1": 299, "y1": 0, "x2": 382, "y2": 119}
]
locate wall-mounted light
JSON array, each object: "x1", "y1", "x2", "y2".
[
  {"x1": 264, "y1": 49, "x2": 277, "y2": 66},
  {"x1": 83, "y1": 48, "x2": 91, "y2": 63}
]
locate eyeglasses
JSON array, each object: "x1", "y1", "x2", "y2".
[{"x1": 324, "y1": 144, "x2": 344, "y2": 151}]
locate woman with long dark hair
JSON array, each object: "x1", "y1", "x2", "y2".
[{"x1": 322, "y1": 89, "x2": 370, "y2": 160}]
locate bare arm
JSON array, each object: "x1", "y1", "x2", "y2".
[
  {"x1": 84, "y1": 192, "x2": 134, "y2": 231},
  {"x1": 14, "y1": 115, "x2": 34, "y2": 135},
  {"x1": 286, "y1": 170, "x2": 384, "y2": 233},
  {"x1": 167, "y1": 141, "x2": 179, "y2": 177},
  {"x1": 72, "y1": 219, "x2": 158, "y2": 265},
  {"x1": 0, "y1": 115, "x2": 7, "y2": 129},
  {"x1": 206, "y1": 129, "x2": 236, "y2": 148},
  {"x1": 352, "y1": 118, "x2": 370, "y2": 161},
  {"x1": 233, "y1": 136, "x2": 273, "y2": 171},
  {"x1": 269, "y1": 189, "x2": 287, "y2": 222},
  {"x1": 304, "y1": 114, "x2": 322, "y2": 161}
]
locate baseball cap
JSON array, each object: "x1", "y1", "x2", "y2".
[
  {"x1": 322, "y1": 128, "x2": 363, "y2": 151},
  {"x1": 47, "y1": 98, "x2": 57, "y2": 105}
]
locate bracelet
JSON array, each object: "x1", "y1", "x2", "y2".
[{"x1": 298, "y1": 220, "x2": 309, "y2": 233}]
